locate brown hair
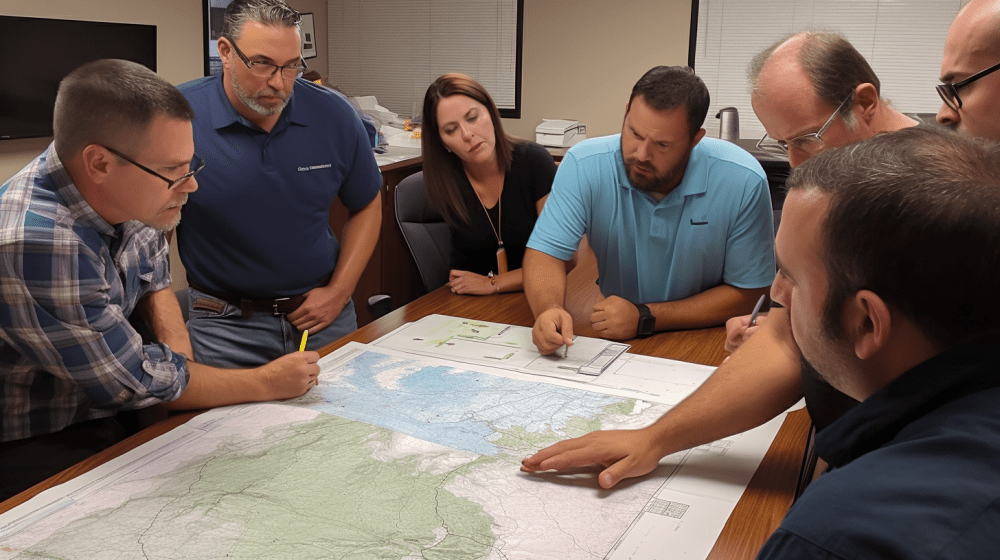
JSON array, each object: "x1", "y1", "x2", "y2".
[
  {"x1": 787, "y1": 125, "x2": 1000, "y2": 347},
  {"x1": 421, "y1": 73, "x2": 517, "y2": 227},
  {"x1": 628, "y1": 66, "x2": 710, "y2": 140},
  {"x1": 54, "y1": 59, "x2": 194, "y2": 159}
]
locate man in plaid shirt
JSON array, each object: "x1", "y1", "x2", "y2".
[{"x1": 0, "y1": 59, "x2": 320, "y2": 501}]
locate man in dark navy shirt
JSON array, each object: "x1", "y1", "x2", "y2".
[{"x1": 176, "y1": 0, "x2": 382, "y2": 368}]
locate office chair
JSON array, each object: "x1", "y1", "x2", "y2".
[{"x1": 394, "y1": 172, "x2": 453, "y2": 293}]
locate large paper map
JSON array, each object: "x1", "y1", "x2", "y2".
[{"x1": 0, "y1": 343, "x2": 784, "y2": 559}]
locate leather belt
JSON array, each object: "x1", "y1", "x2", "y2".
[{"x1": 187, "y1": 282, "x2": 306, "y2": 319}]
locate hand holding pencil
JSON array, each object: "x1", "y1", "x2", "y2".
[{"x1": 299, "y1": 330, "x2": 319, "y2": 386}]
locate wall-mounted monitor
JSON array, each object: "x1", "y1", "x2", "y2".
[{"x1": 0, "y1": 16, "x2": 157, "y2": 140}]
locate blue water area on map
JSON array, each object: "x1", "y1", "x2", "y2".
[{"x1": 309, "y1": 351, "x2": 624, "y2": 456}]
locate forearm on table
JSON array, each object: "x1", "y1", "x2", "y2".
[
  {"x1": 135, "y1": 287, "x2": 193, "y2": 359},
  {"x1": 161, "y1": 362, "x2": 267, "y2": 410},
  {"x1": 492, "y1": 268, "x2": 524, "y2": 293},
  {"x1": 327, "y1": 193, "x2": 382, "y2": 297},
  {"x1": 647, "y1": 284, "x2": 770, "y2": 331},
  {"x1": 644, "y1": 310, "x2": 804, "y2": 455},
  {"x1": 523, "y1": 248, "x2": 569, "y2": 316}
]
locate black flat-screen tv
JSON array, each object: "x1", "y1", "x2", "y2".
[{"x1": 0, "y1": 16, "x2": 157, "y2": 140}]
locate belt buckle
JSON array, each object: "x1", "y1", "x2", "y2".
[{"x1": 273, "y1": 297, "x2": 291, "y2": 316}]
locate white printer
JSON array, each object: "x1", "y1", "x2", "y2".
[{"x1": 535, "y1": 119, "x2": 587, "y2": 148}]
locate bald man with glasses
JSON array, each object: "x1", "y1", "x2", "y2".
[
  {"x1": 748, "y1": 32, "x2": 918, "y2": 169},
  {"x1": 936, "y1": 0, "x2": 1000, "y2": 141},
  {"x1": 726, "y1": 31, "x2": 921, "y2": 429}
]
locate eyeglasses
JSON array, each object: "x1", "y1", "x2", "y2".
[
  {"x1": 228, "y1": 39, "x2": 307, "y2": 80},
  {"x1": 756, "y1": 93, "x2": 854, "y2": 158},
  {"x1": 936, "y1": 60, "x2": 1000, "y2": 112},
  {"x1": 104, "y1": 146, "x2": 206, "y2": 190}
]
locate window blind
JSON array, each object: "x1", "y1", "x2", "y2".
[
  {"x1": 694, "y1": 0, "x2": 964, "y2": 141},
  {"x1": 328, "y1": 0, "x2": 519, "y2": 119}
]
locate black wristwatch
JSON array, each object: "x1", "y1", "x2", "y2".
[{"x1": 634, "y1": 302, "x2": 655, "y2": 338}]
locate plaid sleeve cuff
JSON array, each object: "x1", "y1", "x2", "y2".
[{"x1": 138, "y1": 342, "x2": 190, "y2": 403}]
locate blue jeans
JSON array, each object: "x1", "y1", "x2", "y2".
[{"x1": 185, "y1": 286, "x2": 357, "y2": 368}]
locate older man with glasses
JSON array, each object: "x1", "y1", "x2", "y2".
[
  {"x1": 754, "y1": 93, "x2": 852, "y2": 161},
  {"x1": 726, "y1": 31, "x2": 922, "y2": 429},
  {"x1": 175, "y1": 0, "x2": 382, "y2": 369},
  {"x1": 0, "y1": 59, "x2": 321, "y2": 501},
  {"x1": 748, "y1": 32, "x2": 919, "y2": 168}
]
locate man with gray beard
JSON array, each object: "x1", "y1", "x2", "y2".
[{"x1": 176, "y1": 0, "x2": 382, "y2": 368}]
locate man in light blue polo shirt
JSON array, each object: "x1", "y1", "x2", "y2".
[{"x1": 525, "y1": 66, "x2": 774, "y2": 352}]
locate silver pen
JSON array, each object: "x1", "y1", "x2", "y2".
[{"x1": 749, "y1": 294, "x2": 767, "y2": 326}]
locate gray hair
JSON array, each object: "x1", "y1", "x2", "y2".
[
  {"x1": 748, "y1": 31, "x2": 882, "y2": 129},
  {"x1": 53, "y1": 59, "x2": 194, "y2": 159},
  {"x1": 221, "y1": 0, "x2": 301, "y2": 40},
  {"x1": 786, "y1": 125, "x2": 1000, "y2": 347}
]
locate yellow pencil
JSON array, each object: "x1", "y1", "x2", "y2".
[{"x1": 299, "y1": 329, "x2": 309, "y2": 352}]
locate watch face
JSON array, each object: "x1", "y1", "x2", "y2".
[{"x1": 635, "y1": 303, "x2": 655, "y2": 337}]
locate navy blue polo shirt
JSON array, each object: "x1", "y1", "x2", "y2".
[
  {"x1": 757, "y1": 337, "x2": 1000, "y2": 559},
  {"x1": 175, "y1": 75, "x2": 381, "y2": 298}
]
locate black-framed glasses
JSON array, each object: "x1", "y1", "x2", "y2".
[
  {"x1": 756, "y1": 93, "x2": 854, "y2": 158},
  {"x1": 104, "y1": 146, "x2": 205, "y2": 190},
  {"x1": 936, "y1": 60, "x2": 1000, "y2": 112},
  {"x1": 228, "y1": 39, "x2": 307, "y2": 80}
]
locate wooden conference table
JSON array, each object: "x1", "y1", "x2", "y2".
[{"x1": 0, "y1": 286, "x2": 811, "y2": 560}]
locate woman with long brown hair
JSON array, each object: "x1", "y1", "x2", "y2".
[{"x1": 422, "y1": 73, "x2": 557, "y2": 295}]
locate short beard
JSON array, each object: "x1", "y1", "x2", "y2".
[
  {"x1": 233, "y1": 77, "x2": 288, "y2": 117},
  {"x1": 145, "y1": 212, "x2": 182, "y2": 233},
  {"x1": 620, "y1": 136, "x2": 692, "y2": 195},
  {"x1": 624, "y1": 159, "x2": 675, "y2": 193},
  {"x1": 144, "y1": 196, "x2": 187, "y2": 232},
  {"x1": 623, "y1": 152, "x2": 691, "y2": 195}
]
